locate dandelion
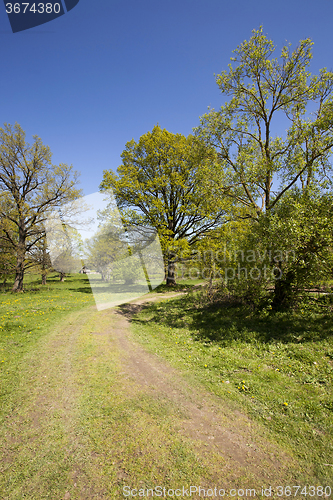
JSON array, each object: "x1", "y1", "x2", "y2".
[{"x1": 283, "y1": 402, "x2": 288, "y2": 406}]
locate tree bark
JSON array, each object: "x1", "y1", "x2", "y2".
[
  {"x1": 272, "y1": 266, "x2": 295, "y2": 310},
  {"x1": 166, "y1": 258, "x2": 176, "y2": 286},
  {"x1": 12, "y1": 243, "x2": 25, "y2": 292},
  {"x1": 41, "y1": 240, "x2": 48, "y2": 285},
  {"x1": 59, "y1": 272, "x2": 66, "y2": 282},
  {"x1": 12, "y1": 268, "x2": 24, "y2": 292}
]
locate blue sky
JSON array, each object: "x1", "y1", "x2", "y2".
[{"x1": 1, "y1": 0, "x2": 333, "y2": 196}]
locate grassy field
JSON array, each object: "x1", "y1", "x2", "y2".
[
  {"x1": 130, "y1": 289, "x2": 333, "y2": 483},
  {"x1": 0, "y1": 274, "x2": 332, "y2": 498},
  {"x1": 0, "y1": 295, "x2": 219, "y2": 498},
  {"x1": 0, "y1": 273, "x2": 94, "y2": 394}
]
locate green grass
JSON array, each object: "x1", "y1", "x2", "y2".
[
  {"x1": 1, "y1": 274, "x2": 332, "y2": 496},
  {"x1": 130, "y1": 291, "x2": 333, "y2": 483},
  {"x1": 151, "y1": 278, "x2": 204, "y2": 294},
  {"x1": 0, "y1": 273, "x2": 96, "y2": 498},
  {"x1": 0, "y1": 305, "x2": 214, "y2": 498},
  {"x1": 0, "y1": 273, "x2": 94, "y2": 407},
  {"x1": 70, "y1": 312, "x2": 227, "y2": 497},
  {"x1": 0, "y1": 273, "x2": 94, "y2": 344},
  {"x1": 0, "y1": 275, "x2": 249, "y2": 498}
]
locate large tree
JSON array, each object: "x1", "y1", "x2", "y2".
[
  {"x1": 0, "y1": 123, "x2": 81, "y2": 291},
  {"x1": 195, "y1": 27, "x2": 333, "y2": 308},
  {"x1": 100, "y1": 125, "x2": 229, "y2": 285},
  {"x1": 195, "y1": 27, "x2": 333, "y2": 218}
]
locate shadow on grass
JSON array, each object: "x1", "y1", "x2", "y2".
[
  {"x1": 0, "y1": 273, "x2": 93, "y2": 294},
  {"x1": 152, "y1": 283, "x2": 198, "y2": 293},
  {"x1": 131, "y1": 294, "x2": 333, "y2": 345},
  {"x1": 69, "y1": 286, "x2": 93, "y2": 294},
  {"x1": 70, "y1": 282, "x2": 149, "y2": 295}
]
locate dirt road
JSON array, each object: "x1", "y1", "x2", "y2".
[{"x1": 0, "y1": 294, "x2": 303, "y2": 499}]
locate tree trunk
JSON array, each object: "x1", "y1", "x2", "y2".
[
  {"x1": 272, "y1": 266, "x2": 295, "y2": 310},
  {"x1": 12, "y1": 221, "x2": 27, "y2": 293},
  {"x1": 41, "y1": 240, "x2": 48, "y2": 285},
  {"x1": 59, "y1": 272, "x2": 66, "y2": 282},
  {"x1": 166, "y1": 258, "x2": 176, "y2": 286},
  {"x1": 12, "y1": 247, "x2": 25, "y2": 292}
]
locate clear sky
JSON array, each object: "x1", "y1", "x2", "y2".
[{"x1": 1, "y1": 0, "x2": 333, "y2": 196}]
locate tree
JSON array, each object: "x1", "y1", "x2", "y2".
[
  {"x1": 195, "y1": 27, "x2": 333, "y2": 218},
  {"x1": 100, "y1": 125, "x2": 229, "y2": 285},
  {"x1": 257, "y1": 189, "x2": 333, "y2": 309},
  {"x1": 0, "y1": 193, "x2": 16, "y2": 285},
  {"x1": 0, "y1": 123, "x2": 81, "y2": 291},
  {"x1": 84, "y1": 222, "x2": 128, "y2": 282},
  {"x1": 0, "y1": 239, "x2": 15, "y2": 287},
  {"x1": 195, "y1": 27, "x2": 333, "y2": 308},
  {"x1": 45, "y1": 215, "x2": 85, "y2": 282},
  {"x1": 28, "y1": 234, "x2": 53, "y2": 285}
]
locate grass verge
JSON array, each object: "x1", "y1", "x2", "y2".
[
  {"x1": 0, "y1": 273, "x2": 94, "y2": 412},
  {"x1": 130, "y1": 290, "x2": 333, "y2": 484},
  {"x1": 1, "y1": 274, "x2": 332, "y2": 496},
  {"x1": 0, "y1": 277, "x2": 259, "y2": 498}
]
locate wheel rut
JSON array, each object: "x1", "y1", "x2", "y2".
[{"x1": 95, "y1": 295, "x2": 300, "y2": 486}]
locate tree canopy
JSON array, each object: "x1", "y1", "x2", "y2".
[
  {"x1": 195, "y1": 27, "x2": 333, "y2": 219},
  {"x1": 100, "y1": 125, "x2": 229, "y2": 284}
]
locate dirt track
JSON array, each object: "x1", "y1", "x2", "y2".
[
  {"x1": 105, "y1": 295, "x2": 300, "y2": 485},
  {"x1": 0, "y1": 293, "x2": 303, "y2": 499}
]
